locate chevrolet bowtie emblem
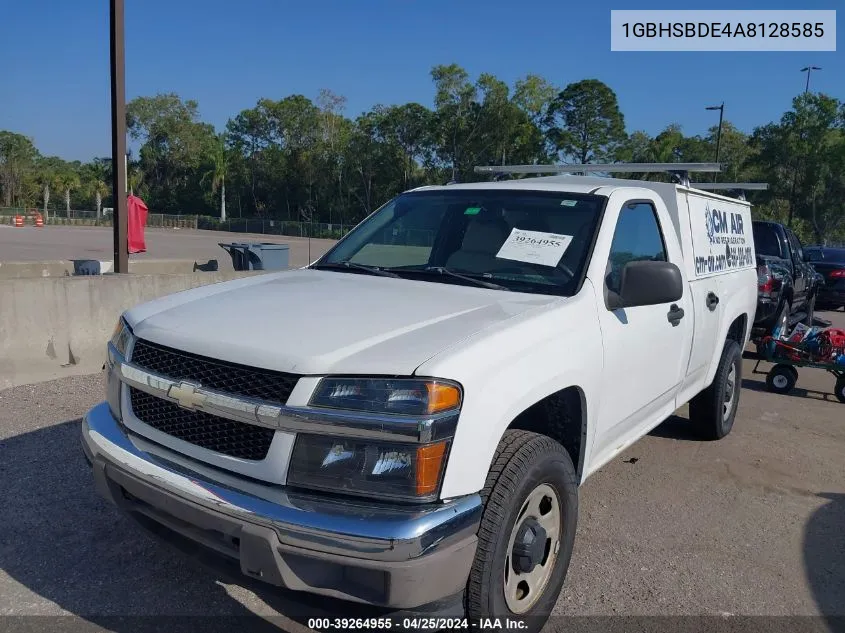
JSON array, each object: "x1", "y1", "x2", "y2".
[{"x1": 167, "y1": 381, "x2": 207, "y2": 411}]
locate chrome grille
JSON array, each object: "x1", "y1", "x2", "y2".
[
  {"x1": 129, "y1": 387, "x2": 274, "y2": 460},
  {"x1": 127, "y1": 338, "x2": 298, "y2": 460},
  {"x1": 130, "y1": 339, "x2": 299, "y2": 404}
]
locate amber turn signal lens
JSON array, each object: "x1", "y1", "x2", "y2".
[
  {"x1": 416, "y1": 441, "x2": 448, "y2": 496},
  {"x1": 426, "y1": 383, "x2": 461, "y2": 414}
]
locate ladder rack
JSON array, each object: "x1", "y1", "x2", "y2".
[
  {"x1": 474, "y1": 163, "x2": 722, "y2": 187},
  {"x1": 688, "y1": 182, "x2": 769, "y2": 201}
]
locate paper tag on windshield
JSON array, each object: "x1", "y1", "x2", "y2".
[{"x1": 495, "y1": 229, "x2": 573, "y2": 267}]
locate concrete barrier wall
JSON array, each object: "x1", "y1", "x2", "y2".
[
  {"x1": 0, "y1": 258, "x2": 237, "y2": 279},
  {"x1": 0, "y1": 271, "x2": 264, "y2": 389}
]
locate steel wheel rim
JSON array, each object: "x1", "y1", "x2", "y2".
[
  {"x1": 723, "y1": 364, "x2": 737, "y2": 420},
  {"x1": 773, "y1": 374, "x2": 789, "y2": 389},
  {"x1": 503, "y1": 483, "x2": 561, "y2": 614}
]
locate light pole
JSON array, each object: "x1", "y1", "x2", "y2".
[
  {"x1": 801, "y1": 66, "x2": 821, "y2": 94},
  {"x1": 706, "y1": 103, "x2": 724, "y2": 182},
  {"x1": 110, "y1": 0, "x2": 129, "y2": 273}
]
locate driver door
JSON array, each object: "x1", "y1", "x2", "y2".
[{"x1": 591, "y1": 198, "x2": 693, "y2": 462}]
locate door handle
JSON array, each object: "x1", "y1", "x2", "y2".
[
  {"x1": 667, "y1": 304, "x2": 685, "y2": 326},
  {"x1": 706, "y1": 292, "x2": 720, "y2": 311}
]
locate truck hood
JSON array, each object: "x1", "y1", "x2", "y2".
[{"x1": 125, "y1": 269, "x2": 558, "y2": 376}]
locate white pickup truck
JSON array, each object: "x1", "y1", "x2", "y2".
[{"x1": 82, "y1": 167, "x2": 757, "y2": 630}]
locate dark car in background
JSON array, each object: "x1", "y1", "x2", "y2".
[
  {"x1": 804, "y1": 246, "x2": 845, "y2": 311},
  {"x1": 752, "y1": 221, "x2": 822, "y2": 338}
]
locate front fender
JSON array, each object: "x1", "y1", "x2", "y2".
[{"x1": 417, "y1": 285, "x2": 604, "y2": 500}]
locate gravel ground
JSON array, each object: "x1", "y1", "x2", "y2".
[{"x1": 1, "y1": 310, "x2": 843, "y2": 632}]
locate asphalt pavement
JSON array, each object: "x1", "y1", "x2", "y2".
[
  {"x1": 0, "y1": 310, "x2": 843, "y2": 631},
  {"x1": 0, "y1": 225, "x2": 335, "y2": 269}
]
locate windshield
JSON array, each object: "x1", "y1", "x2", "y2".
[{"x1": 314, "y1": 189, "x2": 606, "y2": 296}]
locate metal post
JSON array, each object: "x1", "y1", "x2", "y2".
[
  {"x1": 714, "y1": 105, "x2": 724, "y2": 165},
  {"x1": 110, "y1": 0, "x2": 128, "y2": 273},
  {"x1": 801, "y1": 66, "x2": 821, "y2": 94},
  {"x1": 706, "y1": 103, "x2": 724, "y2": 182}
]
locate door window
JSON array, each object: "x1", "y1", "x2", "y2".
[
  {"x1": 605, "y1": 202, "x2": 667, "y2": 295},
  {"x1": 786, "y1": 230, "x2": 804, "y2": 263}
]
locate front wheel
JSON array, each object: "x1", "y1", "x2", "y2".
[{"x1": 466, "y1": 430, "x2": 578, "y2": 632}]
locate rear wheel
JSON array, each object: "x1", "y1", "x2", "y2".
[
  {"x1": 689, "y1": 340, "x2": 742, "y2": 440},
  {"x1": 766, "y1": 364, "x2": 797, "y2": 394},
  {"x1": 466, "y1": 430, "x2": 578, "y2": 633}
]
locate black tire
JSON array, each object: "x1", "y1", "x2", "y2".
[
  {"x1": 466, "y1": 430, "x2": 578, "y2": 632},
  {"x1": 834, "y1": 376, "x2": 845, "y2": 404},
  {"x1": 787, "y1": 366, "x2": 799, "y2": 382},
  {"x1": 766, "y1": 364, "x2": 797, "y2": 394},
  {"x1": 689, "y1": 340, "x2": 742, "y2": 441}
]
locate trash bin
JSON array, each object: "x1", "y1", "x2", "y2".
[
  {"x1": 219, "y1": 242, "x2": 290, "y2": 271},
  {"x1": 73, "y1": 259, "x2": 103, "y2": 275}
]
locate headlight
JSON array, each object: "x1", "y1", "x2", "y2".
[
  {"x1": 309, "y1": 378, "x2": 461, "y2": 416},
  {"x1": 106, "y1": 317, "x2": 133, "y2": 420},
  {"x1": 109, "y1": 317, "x2": 134, "y2": 359},
  {"x1": 287, "y1": 434, "x2": 449, "y2": 501}
]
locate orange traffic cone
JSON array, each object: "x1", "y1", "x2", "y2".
[
  {"x1": 35, "y1": 214, "x2": 44, "y2": 227},
  {"x1": 14, "y1": 215, "x2": 24, "y2": 227}
]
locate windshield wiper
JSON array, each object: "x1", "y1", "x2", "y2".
[
  {"x1": 311, "y1": 261, "x2": 401, "y2": 278},
  {"x1": 412, "y1": 266, "x2": 508, "y2": 291}
]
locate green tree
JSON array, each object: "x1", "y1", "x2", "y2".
[
  {"x1": 127, "y1": 93, "x2": 217, "y2": 214},
  {"x1": 3, "y1": 66, "x2": 842, "y2": 245},
  {"x1": 431, "y1": 64, "x2": 480, "y2": 181},
  {"x1": 202, "y1": 134, "x2": 227, "y2": 221},
  {"x1": 546, "y1": 79, "x2": 627, "y2": 164},
  {"x1": 35, "y1": 156, "x2": 69, "y2": 220},
  {"x1": 751, "y1": 93, "x2": 845, "y2": 243},
  {"x1": 373, "y1": 103, "x2": 435, "y2": 189},
  {"x1": 80, "y1": 157, "x2": 112, "y2": 218},
  {"x1": 0, "y1": 131, "x2": 39, "y2": 207},
  {"x1": 53, "y1": 168, "x2": 80, "y2": 217},
  {"x1": 513, "y1": 74, "x2": 558, "y2": 159}
]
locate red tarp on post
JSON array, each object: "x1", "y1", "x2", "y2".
[{"x1": 127, "y1": 194, "x2": 148, "y2": 253}]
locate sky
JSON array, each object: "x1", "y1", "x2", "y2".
[{"x1": 1, "y1": 0, "x2": 842, "y2": 162}]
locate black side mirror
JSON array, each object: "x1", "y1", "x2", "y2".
[{"x1": 607, "y1": 260, "x2": 684, "y2": 310}]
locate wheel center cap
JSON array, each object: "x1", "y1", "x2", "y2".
[{"x1": 511, "y1": 517, "x2": 547, "y2": 574}]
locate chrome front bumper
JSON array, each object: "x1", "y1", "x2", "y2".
[{"x1": 81, "y1": 402, "x2": 481, "y2": 609}]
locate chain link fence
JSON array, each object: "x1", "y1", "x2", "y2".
[{"x1": 0, "y1": 207, "x2": 353, "y2": 238}]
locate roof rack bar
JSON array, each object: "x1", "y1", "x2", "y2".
[
  {"x1": 473, "y1": 163, "x2": 722, "y2": 175},
  {"x1": 689, "y1": 183, "x2": 769, "y2": 191},
  {"x1": 690, "y1": 182, "x2": 768, "y2": 201}
]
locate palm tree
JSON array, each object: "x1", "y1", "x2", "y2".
[
  {"x1": 93, "y1": 180, "x2": 109, "y2": 219},
  {"x1": 54, "y1": 171, "x2": 80, "y2": 218},
  {"x1": 39, "y1": 177, "x2": 51, "y2": 222},
  {"x1": 202, "y1": 134, "x2": 227, "y2": 221}
]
